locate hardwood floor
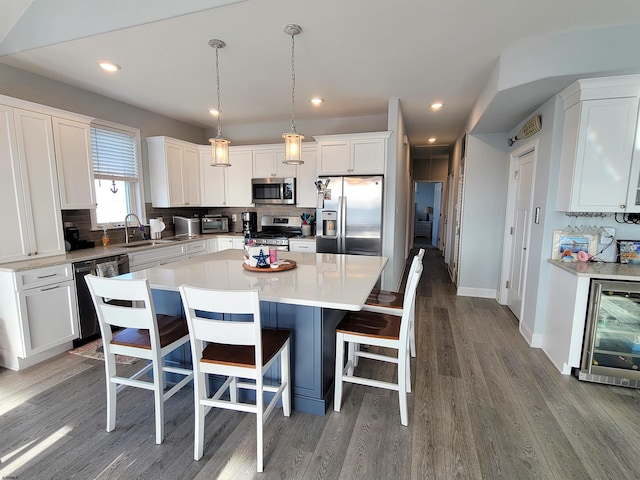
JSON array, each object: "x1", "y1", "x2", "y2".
[{"x1": 2, "y1": 247, "x2": 640, "y2": 479}]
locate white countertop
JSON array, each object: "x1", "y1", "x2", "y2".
[
  {"x1": 549, "y1": 259, "x2": 640, "y2": 281},
  {"x1": 0, "y1": 235, "x2": 222, "y2": 272},
  {"x1": 122, "y1": 250, "x2": 388, "y2": 311}
]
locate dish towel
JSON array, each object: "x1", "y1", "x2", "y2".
[{"x1": 96, "y1": 260, "x2": 119, "y2": 278}]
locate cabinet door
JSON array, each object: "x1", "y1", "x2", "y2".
[
  {"x1": 253, "y1": 149, "x2": 276, "y2": 178},
  {"x1": 317, "y1": 141, "x2": 350, "y2": 175},
  {"x1": 217, "y1": 236, "x2": 233, "y2": 251},
  {"x1": 183, "y1": 146, "x2": 200, "y2": 205},
  {"x1": 166, "y1": 141, "x2": 185, "y2": 206},
  {"x1": 13, "y1": 108, "x2": 65, "y2": 257},
  {"x1": 200, "y1": 146, "x2": 226, "y2": 206},
  {"x1": 52, "y1": 117, "x2": 96, "y2": 209},
  {"x1": 274, "y1": 149, "x2": 297, "y2": 178},
  {"x1": 0, "y1": 105, "x2": 31, "y2": 262},
  {"x1": 351, "y1": 138, "x2": 386, "y2": 174},
  {"x1": 225, "y1": 150, "x2": 253, "y2": 206},
  {"x1": 558, "y1": 97, "x2": 639, "y2": 212},
  {"x1": 296, "y1": 146, "x2": 318, "y2": 207},
  {"x1": 18, "y1": 279, "x2": 78, "y2": 356}
]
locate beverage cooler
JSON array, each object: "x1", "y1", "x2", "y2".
[{"x1": 578, "y1": 279, "x2": 640, "y2": 388}]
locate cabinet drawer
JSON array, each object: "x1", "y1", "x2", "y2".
[
  {"x1": 16, "y1": 263, "x2": 73, "y2": 290},
  {"x1": 289, "y1": 240, "x2": 316, "y2": 253},
  {"x1": 128, "y1": 245, "x2": 185, "y2": 267},
  {"x1": 185, "y1": 240, "x2": 207, "y2": 255}
]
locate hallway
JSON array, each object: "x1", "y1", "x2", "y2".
[{"x1": 1, "y1": 248, "x2": 640, "y2": 478}]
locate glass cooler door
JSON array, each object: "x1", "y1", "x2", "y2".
[{"x1": 582, "y1": 280, "x2": 640, "y2": 382}]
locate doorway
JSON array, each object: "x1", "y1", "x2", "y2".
[
  {"x1": 500, "y1": 142, "x2": 537, "y2": 323},
  {"x1": 414, "y1": 181, "x2": 443, "y2": 248}
]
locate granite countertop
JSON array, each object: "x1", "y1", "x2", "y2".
[
  {"x1": 0, "y1": 235, "x2": 226, "y2": 272},
  {"x1": 549, "y1": 259, "x2": 640, "y2": 281}
]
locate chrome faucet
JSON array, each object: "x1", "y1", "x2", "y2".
[{"x1": 124, "y1": 213, "x2": 142, "y2": 244}]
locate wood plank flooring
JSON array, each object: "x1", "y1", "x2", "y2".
[{"x1": 2, "y1": 247, "x2": 640, "y2": 479}]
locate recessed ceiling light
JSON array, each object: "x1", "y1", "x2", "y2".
[
  {"x1": 430, "y1": 102, "x2": 443, "y2": 110},
  {"x1": 209, "y1": 108, "x2": 221, "y2": 117},
  {"x1": 310, "y1": 97, "x2": 323, "y2": 106},
  {"x1": 428, "y1": 137, "x2": 437, "y2": 143},
  {"x1": 98, "y1": 61, "x2": 121, "y2": 72}
]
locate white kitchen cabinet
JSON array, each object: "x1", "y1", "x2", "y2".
[
  {"x1": 232, "y1": 237, "x2": 245, "y2": 249},
  {"x1": 52, "y1": 116, "x2": 96, "y2": 209},
  {"x1": 185, "y1": 239, "x2": 207, "y2": 259},
  {"x1": 206, "y1": 238, "x2": 219, "y2": 253},
  {"x1": 314, "y1": 131, "x2": 390, "y2": 176},
  {"x1": 128, "y1": 244, "x2": 186, "y2": 272},
  {"x1": 289, "y1": 238, "x2": 316, "y2": 253},
  {"x1": 216, "y1": 236, "x2": 234, "y2": 251},
  {"x1": 253, "y1": 145, "x2": 297, "y2": 178},
  {"x1": 0, "y1": 105, "x2": 65, "y2": 263},
  {"x1": 295, "y1": 145, "x2": 319, "y2": 207},
  {"x1": 147, "y1": 136, "x2": 201, "y2": 207},
  {"x1": 556, "y1": 76, "x2": 640, "y2": 212},
  {"x1": 0, "y1": 263, "x2": 78, "y2": 371},
  {"x1": 200, "y1": 146, "x2": 253, "y2": 207}
]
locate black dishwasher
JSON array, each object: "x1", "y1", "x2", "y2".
[{"x1": 73, "y1": 254, "x2": 130, "y2": 347}]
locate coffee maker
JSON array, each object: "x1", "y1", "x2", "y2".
[{"x1": 241, "y1": 211, "x2": 257, "y2": 235}]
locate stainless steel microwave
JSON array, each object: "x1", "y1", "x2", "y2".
[
  {"x1": 252, "y1": 177, "x2": 296, "y2": 205},
  {"x1": 201, "y1": 215, "x2": 229, "y2": 234}
]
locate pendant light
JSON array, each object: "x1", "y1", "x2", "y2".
[
  {"x1": 282, "y1": 24, "x2": 304, "y2": 165},
  {"x1": 208, "y1": 39, "x2": 230, "y2": 167}
]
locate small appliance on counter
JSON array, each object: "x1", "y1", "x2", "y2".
[
  {"x1": 241, "y1": 211, "x2": 258, "y2": 235},
  {"x1": 201, "y1": 214, "x2": 229, "y2": 234},
  {"x1": 64, "y1": 224, "x2": 95, "y2": 251},
  {"x1": 173, "y1": 216, "x2": 201, "y2": 237}
]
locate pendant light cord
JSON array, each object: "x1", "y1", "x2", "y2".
[
  {"x1": 215, "y1": 45, "x2": 222, "y2": 137},
  {"x1": 290, "y1": 32, "x2": 297, "y2": 133}
]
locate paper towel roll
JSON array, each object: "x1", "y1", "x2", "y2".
[{"x1": 150, "y1": 218, "x2": 166, "y2": 239}]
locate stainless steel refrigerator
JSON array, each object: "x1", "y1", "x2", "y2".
[{"x1": 316, "y1": 175, "x2": 383, "y2": 255}]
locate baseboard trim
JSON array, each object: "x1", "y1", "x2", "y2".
[{"x1": 456, "y1": 287, "x2": 497, "y2": 299}]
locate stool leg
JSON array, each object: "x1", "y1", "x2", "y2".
[{"x1": 334, "y1": 333, "x2": 345, "y2": 412}]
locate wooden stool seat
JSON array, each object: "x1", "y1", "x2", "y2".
[
  {"x1": 111, "y1": 314, "x2": 189, "y2": 349},
  {"x1": 201, "y1": 328, "x2": 291, "y2": 368},
  {"x1": 337, "y1": 311, "x2": 401, "y2": 340}
]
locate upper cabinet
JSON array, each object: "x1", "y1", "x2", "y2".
[
  {"x1": 199, "y1": 145, "x2": 253, "y2": 207},
  {"x1": 295, "y1": 144, "x2": 319, "y2": 207},
  {"x1": 0, "y1": 105, "x2": 65, "y2": 263},
  {"x1": 556, "y1": 75, "x2": 640, "y2": 212},
  {"x1": 252, "y1": 145, "x2": 297, "y2": 178},
  {"x1": 314, "y1": 131, "x2": 391, "y2": 176},
  {"x1": 52, "y1": 117, "x2": 96, "y2": 209},
  {"x1": 147, "y1": 136, "x2": 201, "y2": 207}
]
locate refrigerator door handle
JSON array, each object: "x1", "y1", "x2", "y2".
[{"x1": 338, "y1": 195, "x2": 346, "y2": 252}]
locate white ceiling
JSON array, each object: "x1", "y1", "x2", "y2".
[{"x1": 1, "y1": 0, "x2": 640, "y2": 154}]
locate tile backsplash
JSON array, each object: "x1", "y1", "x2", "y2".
[{"x1": 61, "y1": 204, "x2": 316, "y2": 246}]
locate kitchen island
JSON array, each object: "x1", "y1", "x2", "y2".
[{"x1": 121, "y1": 249, "x2": 388, "y2": 414}]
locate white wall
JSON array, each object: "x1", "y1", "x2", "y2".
[
  {"x1": 457, "y1": 134, "x2": 509, "y2": 297},
  {"x1": 383, "y1": 98, "x2": 409, "y2": 291}
]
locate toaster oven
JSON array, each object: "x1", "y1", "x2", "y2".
[{"x1": 201, "y1": 215, "x2": 229, "y2": 234}]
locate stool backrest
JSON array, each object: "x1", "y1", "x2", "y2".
[
  {"x1": 85, "y1": 275, "x2": 161, "y2": 349},
  {"x1": 400, "y1": 258, "x2": 423, "y2": 340},
  {"x1": 178, "y1": 285, "x2": 263, "y2": 361}
]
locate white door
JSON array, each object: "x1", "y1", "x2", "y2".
[{"x1": 506, "y1": 150, "x2": 535, "y2": 320}]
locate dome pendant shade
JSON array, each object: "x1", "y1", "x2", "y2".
[{"x1": 282, "y1": 24, "x2": 304, "y2": 165}]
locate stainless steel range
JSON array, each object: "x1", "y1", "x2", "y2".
[{"x1": 252, "y1": 215, "x2": 303, "y2": 251}]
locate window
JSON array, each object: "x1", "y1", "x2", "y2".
[{"x1": 90, "y1": 122, "x2": 145, "y2": 229}]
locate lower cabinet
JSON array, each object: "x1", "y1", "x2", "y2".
[
  {"x1": 0, "y1": 263, "x2": 78, "y2": 371},
  {"x1": 289, "y1": 238, "x2": 316, "y2": 253}
]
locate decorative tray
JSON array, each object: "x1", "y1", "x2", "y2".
[{"x1": 242, "y1": 260, "x2": 297, "y2": 272}]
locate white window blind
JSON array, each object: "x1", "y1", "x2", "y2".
[{"x1": 91, "y1": 125, "x2": 138, "y2": 181}]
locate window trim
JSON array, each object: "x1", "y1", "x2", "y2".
[{"x1": 89, "y1": 120, "x2": 146, "y2": 230}]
